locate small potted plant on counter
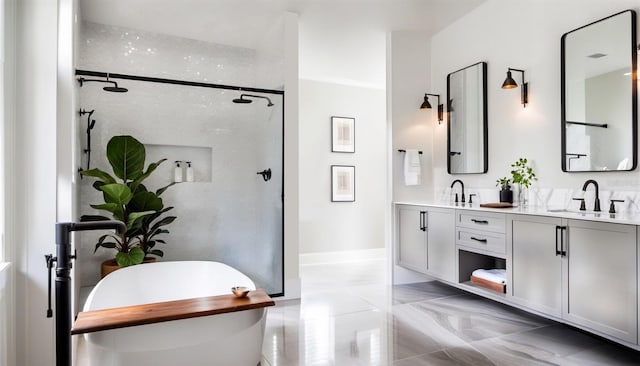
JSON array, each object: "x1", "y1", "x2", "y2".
[
  {"x1": 510, "y1": 157, "x2": 537, "y2": 207},
  {"x1": 81, "y1": 135, "x2": 177, "y2": 277},
  {"x1": 496, "y1": 177, "x2": 513, "y2": 203}
]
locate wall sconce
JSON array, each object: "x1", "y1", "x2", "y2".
[
  {"x1": 419, "y1": 93, "x2": 444, "y2": 123},
  {"x1": 501, "y1": 68, "x2": 528, "y2": 107}
]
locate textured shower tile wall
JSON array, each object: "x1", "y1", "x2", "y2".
[
  {"x1": 79, "y1": 21, "x2": 258, "y2": 86},
  {"x1": 77, "y1": 22, "x2": 284, "y2": 289}
]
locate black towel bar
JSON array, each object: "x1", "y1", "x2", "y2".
[{"x1": 398, "y1": 149, "x2": 423, "y2": 154}]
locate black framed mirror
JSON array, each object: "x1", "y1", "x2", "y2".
[
  {"x1": 561, "y1": 10, "x2": 637, "y2": 172},
  {"x1": 447, "y1": 61, "x2": 488, "y2": 174}
]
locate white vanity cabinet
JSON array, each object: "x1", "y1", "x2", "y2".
[
  {"x1": 394, "y1": 202, "x2": 640, "y2": 349},
  {"x1": 508, "y1": 215, "x2": 637, "y2": 343},
  {"x1": 395, "y1": 205, "x2": 455, "y2": 281},
  {"x1": 563, "y1": 219, "x2": 637, "y2": 344},
  {"x1": 508, "y1": 215, "x2": 564, "y2": 317}
]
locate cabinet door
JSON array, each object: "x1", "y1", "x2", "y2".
[
  {"x1": 564, "y1": 220, "x2": 637, "y2": 344},
  {"x1": 426, "y1": 208, "x2": 455, "y2": 282},
  {"x1": 509, "y1": 215, "x2": 563, "y2": 317},
  {"x1": 396, "y1": 205, "x2": 427, "y2": 273}
]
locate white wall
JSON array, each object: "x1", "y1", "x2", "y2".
[
  {"x1": 390, "y1": 31, "x2": 435, "y2": 203},
  {"x1": 299, "y1": 22, "x2": 386, "y2": 89},
  {"x1": 389, "y1": 31, "x2": 436, "y2": 284},
  {"x1": 283, "y1": 12, "x2": 300, "y2": 298},
  {"x1": 14, "y1": 0, "x2": 60, "y2": 364},
  {"x1": 298, "y1": 15, "x2": 388, "y2": 258},
  {"x1": 427, "y1": 0, "x2": 640, "y2": 199},
  {"x1": 299, "y1": 80, "x2": 386, "y2": 254},
  {"x1": 0, "y1": 0, "x2": 15, "y2": 363}
]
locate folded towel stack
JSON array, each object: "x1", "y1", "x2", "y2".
[
  {"x1": 403, "y1": 150, "x2": 422, "y2": 186},
  {"x1": 471, "y1": 269, "x2": 506, "y2": 284}
]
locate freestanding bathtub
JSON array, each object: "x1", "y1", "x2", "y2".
[{"x1": 82, "y1": 261, "x2": 268, "y2": 366}]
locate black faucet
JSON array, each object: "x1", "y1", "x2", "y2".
[
  {"x1": 47, "y1": 220, "x2": 126, "y2": 366},
  {"x1": 451, "y1": 179, "x2": 465, "y2": 203},
  {"x1": 582, "y1": 179, "x2": 601, "y2": 212}
]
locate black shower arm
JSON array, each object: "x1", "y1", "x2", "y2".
[
  {"x1": 240, "y1": 94, "x2": 272, "y2": 103},
  {"x1": 77, "y1": 77, "x2": 117, "y2": 88}
]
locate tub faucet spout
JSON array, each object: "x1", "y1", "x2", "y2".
[
  {"x1": 582, "y1": 179, "x2": 601, "y2": 212},
  {"x1": 451, "y1": 179, "x2": 465, "y2": 203}
]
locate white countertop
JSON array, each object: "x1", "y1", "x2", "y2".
[{"x1": 394, "y1": 201, "x2": 640, "y2": 226}]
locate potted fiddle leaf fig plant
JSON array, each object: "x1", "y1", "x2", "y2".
[
  {"x1": 81, "y1": 135, "x2": 177, "y2": 277},
  {"x1": 496, "y1": 176, "x2": 513, "y2": 203}
]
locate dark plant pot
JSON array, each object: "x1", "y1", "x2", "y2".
[
  {"x1": 499, "y1": 188, "x2": 513, "y2": 203},
  {"x1": 100, "y1": 257, "x2": 157, "y2": 278}
]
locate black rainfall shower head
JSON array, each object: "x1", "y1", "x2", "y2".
[
  {"x1": 103, "y1": 84, "x2": 128, "y2": 93},
  {"x1": 233, "y1": 97, "x2": 252, "y2": 104},
  {"x1": 233, "y1": 93, "x2": 274, "y2": 107}
]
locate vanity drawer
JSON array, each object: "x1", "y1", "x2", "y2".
[
  {"x1": 456, "y1": 228, "x2": 506, "y2": 254},
  {"x1": 456, "y1": 211, "x2": 505, "y2": 233}
]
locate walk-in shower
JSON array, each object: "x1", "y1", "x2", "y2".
[{"x1": 76, "y1": 70, "x2": 285, "y2": 296}]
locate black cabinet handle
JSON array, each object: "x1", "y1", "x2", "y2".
[
  {"x1": 470, "y1": 236, "x2": 487, "y2": 243},
  {"x1": 471, "y1": 219, "x2": 489, "y2": 225},
  {"x1": 557, "y1": 226, "x2": 567, "y2": 256},
  {"x1": 419, "y1": 211, "x2": 427, "y2": 231}
]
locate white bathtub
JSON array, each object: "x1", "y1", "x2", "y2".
[{"x1": 82, "y1": 261, "x2": 267, "y2": 366}]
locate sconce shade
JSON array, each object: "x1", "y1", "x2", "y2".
[
  {"x1": 420, "y1": 94, "x2": 432, "y2": 109},
  {"x1": 501, "y1": 71, "x2": 518, "y2": 89}
]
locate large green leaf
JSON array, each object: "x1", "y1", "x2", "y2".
[
  {"x1": 150, "y1": 216, "x2": 177, "y2": 233},
  {"x1": 129, "y1": 191, "x2": 163, "y2": 212},
  {"x1": 129, "y1": 159, "x2": 167, "y2": 193},
  {"x1": 94, "y1": 234, "x2": 122, "y2": 253},
  {"x1": 92, "y1": 181, "x2": 106, "y2": 191},
  {"x1": 100, "y1": 184, "x2": 133, "y2": 206},
  {"x1": 155, "y1": 182, "x2": 177, "y2": 196},
  {"x1": 80, "y1": 168, "x2": 116, "y2": 184},
  {"x1": 115, "y1": 246, "x2": 145, "y2": 267},
  {"x1": 127, "y1": 211, "x2": 155, "y2": 230},
  {"x1": 107, "y1": 136, "x2": 146, "y2": 182},
  {"x1": 90, "y1": 203, "x2": 124, "y2": 221}
]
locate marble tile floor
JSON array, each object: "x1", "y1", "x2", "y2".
[
  {"x1": 261, "y1": 259, "x2": 640, "y2": 366},
  {"x1": 74, "y1": 258, "x2": 640, "y2": 365}
]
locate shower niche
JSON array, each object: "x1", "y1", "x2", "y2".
[{"x1": 145, "y1": 144, "x2": 213, "y2": 183}]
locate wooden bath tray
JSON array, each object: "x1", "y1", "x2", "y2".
[
  {"x1": 71, "y1": 289, "x2": 274, "y2": 335},
  {"x1": 470, "y1": 275, "x2": 506, "y2": 293}
]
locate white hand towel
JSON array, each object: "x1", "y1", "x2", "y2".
[
  {"x1": 404, "y1": 150, "x2": 422, "y2": 186},
  {"x1": 472, "y1": 269, "x2": 506, "y2": 284}
]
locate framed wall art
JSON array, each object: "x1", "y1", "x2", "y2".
[
  {"x1": 331, "y1": 165, "x2": 355, "y2": 202},
  {"x1": 331, "y1": 116, "x2": 355, "y2": 153}
]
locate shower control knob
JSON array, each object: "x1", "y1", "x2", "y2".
[{"x1": 257, "y1": 169, "x2": 272, "y2": 182}]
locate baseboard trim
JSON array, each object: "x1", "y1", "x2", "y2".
[{"x1": 300, "y1": 248, "x2": 386, "y2": 266}]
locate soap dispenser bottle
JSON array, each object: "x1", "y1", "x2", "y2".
[
  {"x1": 185, "y1": 161, "x2": 194, "y2": 182},
  {"x1": 174, "y1": 161, "x2": 183, "y2": 182}
]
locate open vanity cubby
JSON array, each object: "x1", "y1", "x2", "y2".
[{"x1": 457, "y1": 249, "x2": 506, "y2": 295}]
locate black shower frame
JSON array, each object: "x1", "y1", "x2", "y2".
[{"x1": 75, "y1": 69, "x2": 286, "y2": 297}]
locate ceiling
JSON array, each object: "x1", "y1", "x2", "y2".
[{"x1": 80, "y1": 0, "x2": 487, "y2": 49}]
